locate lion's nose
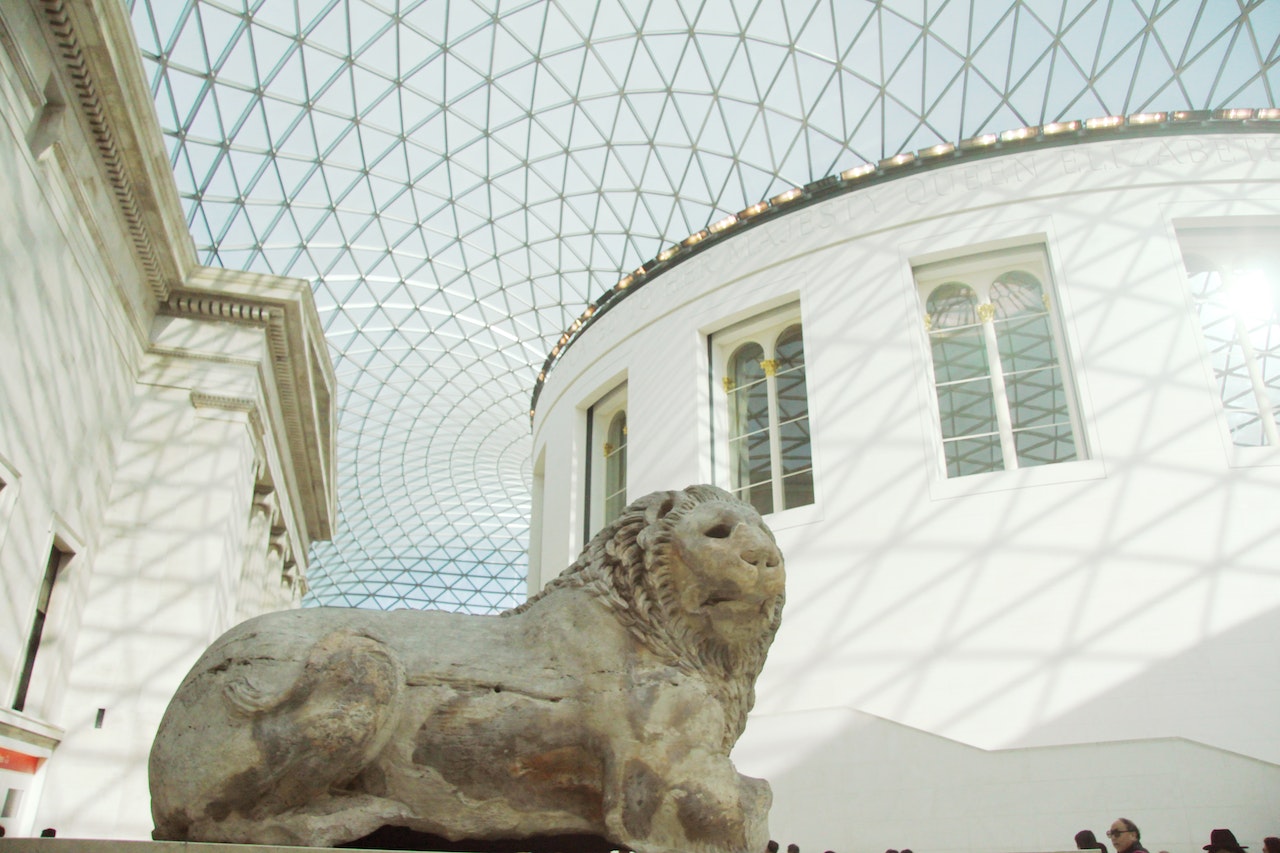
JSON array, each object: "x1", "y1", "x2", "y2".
[
  {"x1": 735, "y1": 524, "x2": 781, "y2": 569},
  {"x1": 733, "y1": 525, "x2": 783, "y2": 596}
]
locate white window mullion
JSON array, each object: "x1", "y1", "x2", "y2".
[
  {"x1": 761, "y1": 354, "x2": 784, "y2": 511},
  {"x1": 977, "y1": 302, "x2": 1019, "y2": 470}
]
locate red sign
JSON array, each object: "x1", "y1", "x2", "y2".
[{"x1": 0, "y1": 746, "x2": 42, "y2": 774}]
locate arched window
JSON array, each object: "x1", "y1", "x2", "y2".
[
  {"x1": 585, "y1": 382, "x2": 627, "y2": 541},
  {"x1": 719, "y1": 309, "x2": 813, "y2": 515},
  {"x1": 603, "y1": 410, "x2": 627, "y2": 524},
  {"x1": 916, "y1": 245, "x2": 1081, "y2": 478}
]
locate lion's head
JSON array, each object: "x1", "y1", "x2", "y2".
[{"x1": 512, "y1": 485, "x2": 785, "y2": 746}]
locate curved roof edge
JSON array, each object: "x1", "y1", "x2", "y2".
[{"x1": 530, "y1": 108, "x2": 1280, "y2": 422}]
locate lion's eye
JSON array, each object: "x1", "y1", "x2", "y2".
[{"x1": 704, "y1": 522, "x2": 734, "y2": 539}]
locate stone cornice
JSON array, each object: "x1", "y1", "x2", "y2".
[
  {"x1": 163, "y1": 267, "x2": 337, "y2": 543},
  {"x1": 34, "y1": 0, "x2": 196, "y2": 301}
]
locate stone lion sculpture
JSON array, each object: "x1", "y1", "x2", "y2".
[{"x1": 149, "y1": 485, "x2": 785, "y2": 853}]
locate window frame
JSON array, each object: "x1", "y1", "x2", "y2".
[
  {"x1": 584, "y1": 381, "x2": 627, "y2": 541},
  {"x1": 905, "y1": 233, "x2": 1103, "y2": 497},
  {"x1": 1174, "y1": 220, "x2": 1280, "y2": 466},
  {"x1": 709, "y1": 302, "x2": 817, "y2": 519}
]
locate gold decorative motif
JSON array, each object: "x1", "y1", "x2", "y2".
[
  {"x1": 723, "y1": 376, "x2": 736, "y2": 393},
  {"x1": 602, "y1": 443, "x2": 614, "y2": 456},
  {"x1": 924, "y1": 313, "x2": 933, "y2": 331},
  {"x1": 1042, "y1": 293, "x2": 1051, "y2": 311},
  {"x1": 760, "y1": 359, "x2": 778, "y2": 377},
  {"x1": 977, "y1": 303, "x2": 996, "y2": 323}
]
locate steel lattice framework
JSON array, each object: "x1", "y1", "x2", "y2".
[{"x1": 126, "y1": 0, "x2": 1280, "y2": 612}]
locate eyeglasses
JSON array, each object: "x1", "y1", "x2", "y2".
[{"x1": 1107, "y1": 831, "x2": 1134, "y2": 838}]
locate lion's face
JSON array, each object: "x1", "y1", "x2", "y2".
[{"x1": 657, "y1": 497, "x2": 784, "y2": 647}]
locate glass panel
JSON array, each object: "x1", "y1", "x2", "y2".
[
  {"x1": 775, "y1": 368, "x2": 809, "y2": 422},
  {"x1": 1005, "y1": 366, "x2": 1070, "y2": 430},
  {"x1": 604, "y1": 489, "x2": 627, "y2": 525},
  {"x1": 927, "y1": 282, "x2": 978, "y2": 328},
  {"x1": 603, "y1": 411, "x2": 627, "y2": 524},
  {"x1": 996, "y1": 315, "x2": 1057, "y2": 373},
  {"x1": 781, "y1": 469, "x2": 814, "y2": 510},
  {"x1": 943, "y1": 434, "x2": 1002, "y2": 478},
  {"x1": 744, "y1": 481, "x2": 774, "y2": 516},
  {"x1": 775, "y1": 325, "x2": 805, "y2": 372},
  {"x1": 1013, "y1": 424, "x2": 1078, "y2": 468},
  {"x1": 1225, "y1": 408, "x2": 1265, "y2": 446},
  {"x1": 728, "y1": 342, "x2": 769, "y2": 441},
  {"x1": 1220, "y1": 345, "x2": 1263, "y2": 445},
  {"x1": 731, "y1": 343, "x2": 766, "y2": 386},
  {"x1": 930, "y1": 326, "x2": 988, "y2": 383},
  {"x1": 779, "y1": 419, "x2": 811, "y2": 475},
  {"x1": 1186, "y1": 267, "x2": 1268, "y2": 447},
  {"x1": 729, "y1": 431, "x2": 772, "y2": 490},
  {"x1": 990, "y1": 271, "x2": 1044, "y2": 319},
  {"x1": 729, "y1": 385, "x2": 770, "y2": 438},
  {"x1": 935, "y1": 378, "x2": 996, "y2": 439}
]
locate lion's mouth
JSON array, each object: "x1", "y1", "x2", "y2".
[{"x1": 702, "y1": 595, "x2": 735, "y2": 607}]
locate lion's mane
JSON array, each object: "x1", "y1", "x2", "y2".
[{"x1": 506, "y1": 485, "x2": 784, "y2": 748}]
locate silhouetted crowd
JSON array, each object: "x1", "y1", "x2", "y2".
[{"x1": 764, "y1": 823, "x2": 1278, "y2": 853}]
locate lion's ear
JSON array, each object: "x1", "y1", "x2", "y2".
[{"x1": 642, "y1": 491, "x2": 680, "y2": 526}]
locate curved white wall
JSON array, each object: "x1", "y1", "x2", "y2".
[{"x1": 532, "y1": 131, "x2": 1280, "y2": 853}]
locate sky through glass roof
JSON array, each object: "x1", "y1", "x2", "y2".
[{"x1": 125, "y1": 0, "x2": 1280, "y2": 612}]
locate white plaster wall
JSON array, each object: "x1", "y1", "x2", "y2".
[
  {"x1": 0, "y1": 7, "x2": 143, "y2": 723},
  {"x1": 34, "y1": 377, "x2": 260, "y2": 838},
  {"x1": 1, "y1": 8, "x2": 322, "y2": 838},
  {"x1": 532, "y1": 133, "x2": 1280, "y2": 853}
]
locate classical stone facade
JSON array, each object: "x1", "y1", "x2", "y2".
[{"x1": 0, "y1": 0, "x2": 334, "y2": 838}]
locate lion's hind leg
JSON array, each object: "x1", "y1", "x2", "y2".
[
  {"x1": 244, "y1": 630, "x2": 406, "y2": 809},
  {"x1": 167, "y1": 630, "x2": 408, "y2": 845}
]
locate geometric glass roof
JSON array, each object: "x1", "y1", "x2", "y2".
[{"x1": 126, "y1": 0, "x2": 1280, "y2": 613}]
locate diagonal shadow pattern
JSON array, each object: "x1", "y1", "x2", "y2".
[{"x1": 125, "y1": 0, "x2": 1280, "y2": 612}]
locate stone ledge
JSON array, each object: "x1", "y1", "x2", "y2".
[{"x1": 0, "y1": 841, "x2": 452, "y2": 853}]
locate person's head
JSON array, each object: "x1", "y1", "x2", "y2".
[
  {"x1": 1107, "y1": 819, "x2": 1140, "y2": 853},
  {"x1": 1204, "y1": 829, "x2": 1248, "y2": 853},
  {"x1": 1262, "y1": 838, "x2": 1280, "y2": 853},
  {"x1": 787, "y1": 845, "x2": 800, "y2": 853},
  {"x1": 767, "y1": 842, "x2": 780, "y2": 853},
  {"x1": 1077, "y1": 831, "x2": 1106, "y2": 852}
]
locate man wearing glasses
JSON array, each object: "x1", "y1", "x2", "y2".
[{"x1": 1107, "y1": 819, "x2": 1148, "y2": 853}]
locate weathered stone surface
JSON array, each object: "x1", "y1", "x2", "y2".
[{"x1": 149, "y1": 486, "x2": 785, "y2": 853}]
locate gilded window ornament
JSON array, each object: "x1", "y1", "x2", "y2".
[
  {"x1": 723, "y1": 376, "x2": 736, "y2": 393},
  {"x1": 976, "y1": 303, "x2": 996, "y2": 323},
  {"x1": 760, "y1": 359, "x2": 778, "y2": 377}
]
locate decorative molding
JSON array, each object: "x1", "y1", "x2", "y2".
[
  {"x1": 190, "y1": 391, "x2": 264, "y2": 438},
  {"x1": 760, "y1": 359, "x2": 778, "y2": 377},
  {"x1": 164, "y1": 295, "x2": 272, "y2": 324},
  {"x1": 162, "y1": 267, "x2": 337, "y2": 543},
  {"x1": 37, "y1": 0, "x2": 169, "y2": 300},
  {"x1": 976, "y1": 303, "x2": 996, "y2": 323}
]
